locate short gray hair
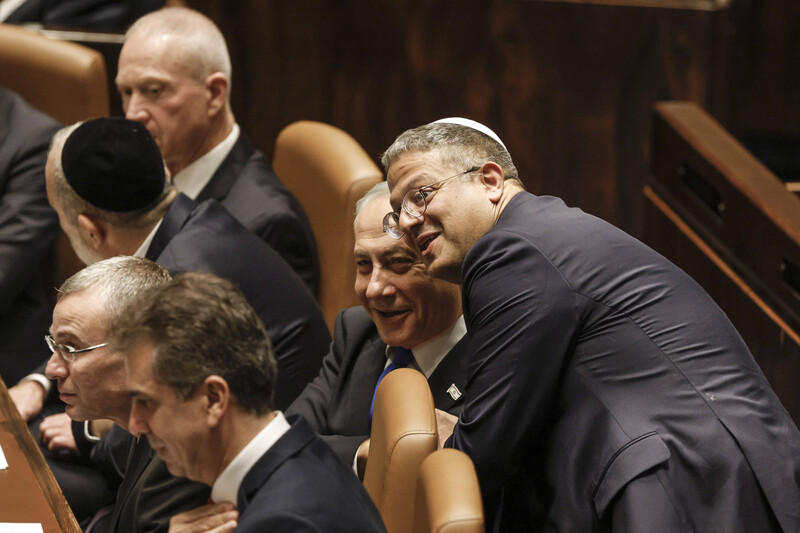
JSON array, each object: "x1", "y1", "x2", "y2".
[
  {"x1": 354, "y1": 181, "x2": 389, "y2": 229},
  {"x1": 49, "y1": 123, "x2": 174, "y2": 230},
  {"x1": 59, "y1": 256, "x2": 172, "y2": 331},
  {"x1": 127, "y1": 7, "x2": 232, "y2": 95},
  {"x1": 381, "y1": 122, "x2": 521, "y2": 186}
]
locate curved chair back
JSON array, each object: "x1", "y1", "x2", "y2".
[
  {"x1": 0, "y1": 23, "x2": 109, "y2": 124},
  {"x1": 413, "y1": 449, "x2": 484, "y2": 533},
  {"x1": 363, "y1": 368, "x2": 438, "y2": 533},
  {"x1": 0, "y1": 23, "x2": 110, "y2": 299},
  {"x1": 273, "y1": 121, "x2": 383, "y2": 333}
]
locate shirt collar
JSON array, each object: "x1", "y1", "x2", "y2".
[
  {"x1": 390, "y1": 315, "x2": 465, "y2": 378},
  {"x1": 132, "y1": 218, "x2": 164, "y2": 258},
  {"x1": 210, "y1": 410, "x2": 290, "y2": 505},
  {"x1": 172, "y1": 123, "x2": 240, "y2": 200}
]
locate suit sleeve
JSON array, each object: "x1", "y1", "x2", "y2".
[
  {"x1": 286, "y1": 309, "x2": 367, "y2": 463},
  {"x1": 254, "y1": 210, "x2": 320, "y2": 298},
  {"x1": 0, "y1": 119, "x2": 59, "y2": 315},
  {"x1": 446, "y1": 230, "x2": 580, "y2": 496}
]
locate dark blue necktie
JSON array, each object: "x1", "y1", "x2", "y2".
[{"x1": 369, "y1": 347, "x2": 414, "y2": 424}]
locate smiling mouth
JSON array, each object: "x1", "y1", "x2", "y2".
[
  {"x1": 417, "y1": 234, "x2": 438, "y2": 254},
  {"x1": 376, "y1": 309, "x2": 410, "y2": 319}
]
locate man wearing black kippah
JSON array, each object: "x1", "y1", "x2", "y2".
[
  {"x1": 14, "y1": 117, "x2": 330, "y2": 531},
  {"x1": 47, "y1": 117, "x2": 330, "y2": 411}
]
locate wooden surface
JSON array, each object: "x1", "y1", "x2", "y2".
[
  {"x1": 0, "y1": 375, "x2": 80, "y2": 532},
  {"x1": 643, "y1": 101, "x2": 800, "y2": 424}
]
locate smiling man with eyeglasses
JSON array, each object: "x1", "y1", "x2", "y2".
[{"x1": 382, "y1": 117, "x2": 800, "y2": 532}]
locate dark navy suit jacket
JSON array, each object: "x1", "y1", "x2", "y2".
[
  {"x1": 146, "y1": 193, "x2": 329, "y2": 410},
  {"x1": 196, "y1": 132, "x2": 320, "y2": 296},
  {"x1": 287, "y1": 306, "x2": 468, "y2": 465},
  {"x1": 0, "y1": 87, "x2": 60, "y2": 384},
  {"x1": 236, "y1": 415, "x2": 386, "y2": 532},
  {"x1": 449, "y1": 191, "x2": 800, "y2": 532}
]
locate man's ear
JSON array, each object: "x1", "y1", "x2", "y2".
[
  {"x1": 205, "y1": 73, "x2": 229, "y2": 118},
  {"x1": 76, "y1": 213, "x2": 106, "y2": 249},
  {"x1": 203, "y1": 375, "x2": 230, "y2": 427},
  {"x1": 478, "y1": 161, "x2": 505, "y2": 203}
]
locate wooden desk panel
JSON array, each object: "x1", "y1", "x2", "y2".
[
  {"x1": 644, "y1": 101, "x2": 800, "y2": 425},
  {"x1": 0, "y1": 376, "x2": 79, "y2": 532}
]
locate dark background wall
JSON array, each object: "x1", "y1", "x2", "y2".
[{"x1": 185, "y1": 0, "x2": 799, "y2": 239}]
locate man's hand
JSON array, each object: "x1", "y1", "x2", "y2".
[
  {"x1": 435, "y1": 408, "x2": 458, "y2": 448},
  {"x1": 9, "y1": 380, "x2": 46, "y2": 421},
  {"x1": 356, "y1": 438, "x2": 370, "y2": 480},
  {"x1": 169, "y1": 503, "x2": 238, "y2": 533},
  {"x1": 39, "y1": 413, "x2": 77, "y2": 452}
]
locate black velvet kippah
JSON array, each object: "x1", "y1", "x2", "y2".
[{"x1": 61, "y1": 118, "x2": 166, "y2": 212}]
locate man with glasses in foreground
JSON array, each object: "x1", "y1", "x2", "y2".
[
  {"x1": 42, "y1": 256, "x2": 209, "y2": 531},
  {"x1": 383, "y1": 117, "x2": 800, "y2": 531}
]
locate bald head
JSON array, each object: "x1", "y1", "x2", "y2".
[{"x1": 126, "y1": 7, "x2": 231, "y2": 84}]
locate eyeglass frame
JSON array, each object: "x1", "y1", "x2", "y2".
[
  {"x1": 45, "y1": 334, "x2": 109, "y2": 362},
  {"x1": 383, "y1": 165, "x2": 481, "y2": 239}
]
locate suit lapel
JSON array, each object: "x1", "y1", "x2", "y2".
[
  {"x1": 108, "y1": 436, "x2": 155, "y2": 529},
  {"x1": 237, "y1": 417, "x2": 315, "y2": 514},
  {"x1": 427, "y1": 333, "x2": 470, "y2": 415},
  {"x1": 195, "y1": 133, "x2": 253, "y2": 203},
  {"x1": 146, "y1": 193, "x2": 195, "y2": 261}
]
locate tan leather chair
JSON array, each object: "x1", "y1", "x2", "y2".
[
  {"x1": 273, "y1": 121, "x2": 383, "y2": 333},
  {"x1": 0, "y1": 23, "x2": 109, "y2": 124},
  {"x1": 363, "y1": 368, "x2": 439, "y2": 533},
  {"x1": 413, "y1": 449, "x2": 485, "y2": 533},
  {"x1": 0, "y1": 23, "x2": 110, "y2": 298}
]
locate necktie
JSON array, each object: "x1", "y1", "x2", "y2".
[{"x1": 369, "y1": 347, "x2": 414, "y2": 424}]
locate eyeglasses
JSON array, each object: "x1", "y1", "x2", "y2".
[
  {"x1": 45, "y1": 334, "x2": 108, "y2": 362},
  {"x1": 383, "y1": 166, "x2": 480, "y2": 239}
]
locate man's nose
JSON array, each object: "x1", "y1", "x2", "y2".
[
  {"x1": 124, "y1": 93, "x2": 148, "y2": 123},
  {"x1": 397, "y1": 209, "x2": 422, "y2": 235},
  {"x1": 128, "y1": 403, "x2": 148, "y2": 438},
  {"x1": 365, "y1": 269, "x2": 396, "y2": 300},
  {"x1": 44, "y1": 351, "x2": 68, "y2": 380}
]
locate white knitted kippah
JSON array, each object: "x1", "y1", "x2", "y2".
[{"x1": 431, "y1": 117, "x2": 507, "y2": 151}]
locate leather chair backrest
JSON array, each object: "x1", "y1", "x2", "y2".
[
  {"x1": 0, "y1": 23, "x2": 110, "y2": 299},
  {"x1": 363, "y1": 368, "x2": 438, "y2": 533},
  {"x1": 0, "y1": 23, "x2": 109, "y2": 124},
  {"x1": 273, "y1": 120, "x2": 383, "y2": 333},
  {"x1": 413, "y1": 449, "x2": 484, "y2": 533}
]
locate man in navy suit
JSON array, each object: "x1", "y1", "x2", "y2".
[
  {"x1": 287, "y1": 182, "x2": 467, "y2": 476},
  {"x1": 116, "y1": 6, "x2": 319, "y2": 294},
  {"x1": 116, "y1": 271, "x2": 386, "y2": 533},
  {"x1": 383, "y1": 118, "x2": 800, "y2": 531}
]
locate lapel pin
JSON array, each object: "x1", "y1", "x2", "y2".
[{"x1": 446, "y1": 383, "x2": 462, "y2": 401}]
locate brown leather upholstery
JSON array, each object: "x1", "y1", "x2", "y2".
[
  {"x1": 413, "y1": 449, "x2": 484, "y2": 533},
  {"x1": 363, "y1": 368, "x2": 438, "y2": 533},
  {"x1": 273, "y1": 121, "x2": 383, "y2": 333},
  {"x1": 0, "y1": 23, "x2": 109, "y2": 124},
  {"x1": 0, "y1": 23, "x2": 110, "y2": 297}
]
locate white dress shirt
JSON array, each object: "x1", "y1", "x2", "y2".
[
  {"x1": 172, "y1": 124, "x2": 240, "y2": 200},
  {"x1": 210, "y1": 411, "x2": 291, "y2": 505}
]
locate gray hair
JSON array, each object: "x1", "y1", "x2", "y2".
[
  {"x1": 127, "y1": 7, "x2": 232, "y2": 96},
  {"x1": 353, "y1": 181, "x2": 389, "y2": 229},
  {"x1": 49, "y1": 123, "x2": 174, "y2": 230},
  {"x1": 381, "y1": 122, "x2": 522, "y2": 186},
  {"x1": 59, "y1": 256, "x2": 172, "y2": 331}
]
